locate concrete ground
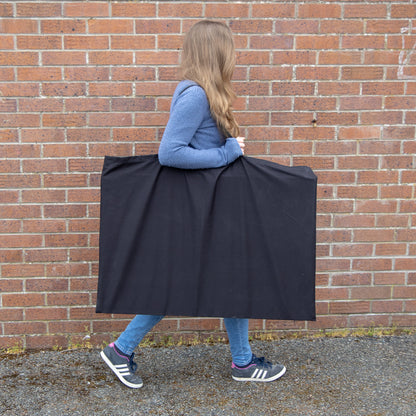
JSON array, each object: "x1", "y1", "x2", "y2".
[{"x1": 0, "y1": 334, "x2": 415, "y2": 415}]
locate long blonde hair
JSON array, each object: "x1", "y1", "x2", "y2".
[{"x1": 180, "y1": 20, "x2": 240, "y2": 138}]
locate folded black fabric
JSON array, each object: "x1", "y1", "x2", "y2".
[{"x1": 96, "y1": 155, "x2": 317, "y2": 320}]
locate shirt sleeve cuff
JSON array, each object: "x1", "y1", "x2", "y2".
[{"x1": 225, "y1": 138, "x2": 243, "y2": 163}]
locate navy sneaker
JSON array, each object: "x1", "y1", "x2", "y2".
[
  {"x1": 100, "y1": 343, "x2": 143, "y2": 388},
  {"x1": 232, "y1": 355, "x2": 286, "y2": 382}
]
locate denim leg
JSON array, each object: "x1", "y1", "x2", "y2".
[
  {"x1": 115, "y1": 314, "x2": 164, "y2": 356},
  {"x1": 223, "y1": 318, "x2": 252, "y2": 366}
]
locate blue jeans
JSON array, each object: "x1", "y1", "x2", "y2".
[{"x1": 115, "y1": 315, "x2": 252, "y2": 366}]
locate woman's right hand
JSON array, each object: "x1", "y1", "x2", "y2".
[{"x1": 235, "y1": 136, "x2": 245, "y2": 155}]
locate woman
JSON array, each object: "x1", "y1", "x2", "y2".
[{"x1": 100, "y1": 20, "x2": 286, "y2": 389}]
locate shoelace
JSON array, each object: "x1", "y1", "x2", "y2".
[
  {"x1": 252, "y1": 356, "x2": 273, "y2": 369},
  {"x1": 128, "y1": 352, "x2": 138, "y2": 373}
]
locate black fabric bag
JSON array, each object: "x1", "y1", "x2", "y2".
[{"x1": 96, "y1": 155, "x2": 317, "y2": 320}]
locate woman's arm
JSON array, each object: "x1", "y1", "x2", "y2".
[{"x1": 158, "y1": 86, "x2": 243, "y2": 169}]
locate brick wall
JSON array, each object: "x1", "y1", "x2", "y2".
[{"x1": 0, "y1": 1, "x2": 415, "y2": 350}]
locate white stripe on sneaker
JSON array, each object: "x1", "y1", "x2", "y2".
[{"x1": 252, "y1": 369, "x2": 259, "y2": 378}]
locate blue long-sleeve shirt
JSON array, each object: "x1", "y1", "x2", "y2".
[{"x1": 158, "y1": 80, "x2": 243, "y2": 169}]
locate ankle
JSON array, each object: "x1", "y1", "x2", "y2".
[{"x1": 111, "y1": 342, "x2": 130, "y2": 358}]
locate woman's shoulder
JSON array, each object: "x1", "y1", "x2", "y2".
[{"x1": 172, "y1": 80, "x2": 209, "y2": 108}]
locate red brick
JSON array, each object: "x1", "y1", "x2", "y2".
[
  {"x1": 367, "y1": 20, "x2": 408, "y2": 34},
  {"x1": 0, "y1": 279, "x2": 23, "y2": 293},
  {"x1": 0, "y1": 219, "x2": 21, "y2": 233},
  {"x1": 205, "y1": 4, "x2": 248, "y2": 18},
  {"x1": 342, "y1": 36, "x2": 385, "y2": 50},
  {"x1": 351, "y1": 287, "x2": 392, "y2": 300},
  {"x1": 273, "y1": 51, "x2": 316, "y2": 65},
  {"x1": 135, "y1": 51, "x2": 178, "y2": 65},
  {"x1": 317, "y1": 112, "x2": 358, "y2": 126},
  {"x1": 46, "y1": 263, "x2": 89, "y2": 278},
  {"x1": 69, "y1": 248, "x2": 99, "y2": 262},
  {"x1": 2, "y1": 264, "x2": 45, "y2": 278},
  {"x1": 297, "y1": 35, "x2": 339, "y2": 50},
  {"x1": 112, "y1": 3, "x2": 155, "y2": 16},
  {"x1": 43, "y1": 113, "x2": 86, "y2": 127},
  {"x1": 329, "y1": 301, "x2": 370, "y2": 314},
  {"x1": 298, "y1": 4, "x2": 341, "y2": 18},
  {"x1": 357, "y1": 171, "x2": 399, "y2": 184},
  {"x1": 393, "y1": 286, "x2": 416, "y2": 299},
  {"x1": 342, "y1": 67, "x2": 384, "y2": 80},
  {"x1": 331, "y1": 273, "x2": 372, "y2": 286},
  {"x1": 319, "y1": 51, "x2": 361, "y2": 65},
  {"x1": 308, "y1": 316, "x2": 349, "y2": 330},
  {"x1": 391, "y1": 5, "x2": 416, "y2": 18},
  {"x1": 135, "y1": 20, "x2": 180, "y2": 34},
  {"x1": 158, "y1": 4, "x2": 204, "y2": 18},
  {"x1": 0, "y1": 19, "x2": 38, "y2": 33},
  {"x1": 0, "y1": 68, "x2": 15, "y2": 81},
  {"x1": 64, "y1": 2, "x2": 109, "y2": 17},
  {"x1": 88, "y1": 114, "x2": 132, "y2": 127},
  {"x1": 355, "y1": 200, "x2": 397, "y2": 214},
  {"x1": 363, "y1": 82, "x2": 404, "y2": 96},
  {"x1": 44, "y1": 205, "x2": 87, "y2": 219},
  {"x1": 4, "y1": 322, "x2": 47, "y2": 336},
  {"x1": 47, "y1": 292, "x2": 90, "y2": 306},
  {"x1": 25, "y1": 248, "x2": 67, "y2": 262},
  {"x1": 354, "y1": 229, "x2": 395, "y2": 242},
  {"x1": 405, "y1": 301, "x2": 416, "y2": 313},
  {"x1": 0, "y1": 52, "x2": 39, "y2": 66},
  {"x1": 376, "y1": 215, "x2": 409, "y2": 228},
  {"x1": 338, "y1": 157, "x2": 379, "y2": 170},
  {"x1": 0, "y1": 309, "x2": 23, "y2": 321},
  {"x1": 316, "y1": 259, "x2": 351, "y2": 272},
  {"x1": 111, "y1": 35, "x2": 155, "y2": 50},
  {"x1": 333, "y1": 214, "x2": 375, "y2": 228},
  {"x1": 17, "y1": 35, "x2": 61, "y2": 49},
  {"x1": 344, "y1": 5, "x2": 387, "y2": 18},
  {"x1": 353, "y1": 258, "x2": 392, "y2": 271},
  {"x1": 17, "y1": 67, "x2": 61, "y2": 81},
  {"x1": 64, "y1": 35, "x2": 109, "y2": 50},
  {"x1": 272, "y1": 113, "x2": 317, "y2": 127},
  {"x1": 89, "y1": 51, "x2": 133, "y2": 65},
  {"x1": 2, "y1": 293, "x2": 45, "y2": 307},
  {"x1": 26, "y1": 308, "x2": 67, "y2": 321},
  {"x1": 42, "y1": 51, "x2": 86, "y2": 66},
  {"x1": 380, "y1": 185, "x2": 412, "y2": 199},
  {"x1": 349, "y1": 315, "x2": 390, "y2": 328},
  {"x1": 0, "y1": 205, "x2": 41, "y2": 219},
  {"x1": 296, "y1": 66, "x2": 339, "y2": 80},
  {"x1": 179, "y1": 319, "x2": 221, "y2": 331},
  {"x1": 375, "y1": 244, "x2": 407, "y2": 256},
  {"x1": 41, "y1": 19, "x2": 86, "y2": 34},
  {"x1": 88, "y1": 19, "x2": 133, "y2": 34},
  {"x1": 70, "y1": 277, "x2": 98, "y2": 291},
  {"x1": 252, "y1": 4, "x2": 294, "y2": 18},
  {"x1": 64, "y1": 98, "x2": 109, "y2": 112},
  {"x1": 0, "y1": 3, "x2": 13, "y2": 16},
  {"x1": 44, "y1": 234, "x2": 88, "y2": 248},
  {"x1": 42, "y1": 83, "x2": 86, "y2": 97},
  {"x1": 340, "y1": 97, "x2": 382, "y2": 111},
  {"x1": 320, "y1": 20, "x2": 363, "y2": 34},
  {"x1": 275, "y1": 20, "x2": 319, "y2": 34},
  {"x1": 19, "y1": 98, "x2": 63, "y2": 113},
  {"x1": 64, "y1": 67, "x2": 109, "y2": 81},
  {"x1": 157, "y1": 35, "x2": 184, "y2": 50},
  {"x1": 26, "y1": 335, "x2": 68, "y2": 350}
]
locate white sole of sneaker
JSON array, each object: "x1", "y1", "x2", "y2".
[
  {"x1": 100, "y1": 350, "x2": 143, "y2": 389},
  {"x1": 232, "y1": 365, "x2": 286, "y2": 382}
]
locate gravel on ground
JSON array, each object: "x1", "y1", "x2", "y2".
[{"x1": 0, "y1": 335, "x2": 415, "y2": 415}]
